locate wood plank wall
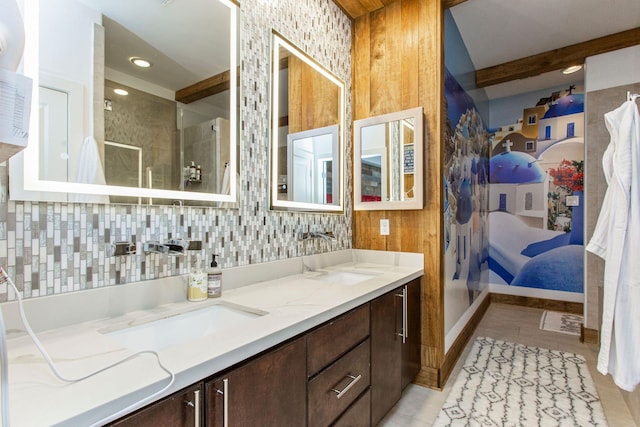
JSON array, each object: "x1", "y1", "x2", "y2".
[
  {"x1": 288, "y1": 56, "x2": 341, "y2": 134},
  {"x1": 352, "y1": 0, "x2": 443, "y2": 388}
]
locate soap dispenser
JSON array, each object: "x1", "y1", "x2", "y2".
[
  {"x1": 207, "y1": 254, "x2": 222, "y2": 298},
  {"x1": 188, "y1": 254, "x2": 207, "y2": 301}
]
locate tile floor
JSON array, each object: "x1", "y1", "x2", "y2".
[{"x1": 380, "y1": 303, "x2": 637, "y2": 426}]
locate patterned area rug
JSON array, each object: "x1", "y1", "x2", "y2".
[
  {"x1": 540, "y1": 311, "x2": 583, "y2": 336},
  {"x1": 434, "y1": 337, "x2": 608, "y2": 426}
]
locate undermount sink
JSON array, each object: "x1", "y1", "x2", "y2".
[
  {"x1": 310, "y1": 270, "x2": 380, "y2": 286},
  {"x1": 102, "y1": 302, "x2": 267, "y2": 352}
]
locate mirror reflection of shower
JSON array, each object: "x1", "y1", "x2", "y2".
[
  {"x1": 178, "y1": 108, "x2": 231, "y2": 195},
  {"x1": 104, "y1": 141, "x2": 142, "y2": 204}
]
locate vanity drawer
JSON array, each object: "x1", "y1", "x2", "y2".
[
  {"x1": 332, "y1": 388, "x2": 371, "y2": 427},
  {"x1": 307, "y1": 304, "x2": 370, "y2": 375},
  {"x1": 308, "y1": 338, "x2": 370, "y2": 427}
]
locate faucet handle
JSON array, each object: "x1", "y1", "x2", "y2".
[
  {"x1": 166, "y1": 238, "x2": 188, "y2": 255},
  {"x1": 143, "y1": 242, "x2": 170, "y2": 255},
  {"x1": 112, "y1": 242, "x2": 136, "y2": 256}
]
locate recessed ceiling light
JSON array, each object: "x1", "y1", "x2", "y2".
[
  {"x1": 114, "y1": 88, "x2": 129, "y2": 96},
  {"x1": 562, "y1": 65, "x2": 582, "y2": 75},
  {"x1": 130, "y1": 57, "x2": 152, "y2": 68}
]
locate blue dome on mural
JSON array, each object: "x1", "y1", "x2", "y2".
[
  {"x1": 542, "y1": 94, "x2": 584, "y2": 119},
  {"x1": 456, "y1": 178, "x2": 473, "y2": 224},
  {"x1": 489, "y1": 151, "x2": 545, "y2": 184}
]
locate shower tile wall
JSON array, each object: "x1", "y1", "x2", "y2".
[
  {"x1": 104, "y1": 79, "x2": 179, "y2": 194},
  {"x1": 0, "y1": 0, "x2": 353, "y2": 302},
  {"x1": 183, "y1": 120, "x2": 217, "y2": 194}
]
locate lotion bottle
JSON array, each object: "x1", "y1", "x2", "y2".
[
  {"x1": 207, "y1": 254, "x2": 222, "y2": 298},
  {"x1": 188, "y1": 255, "x2": 207, "y2": 301}
]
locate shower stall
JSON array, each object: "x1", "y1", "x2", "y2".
[{"x1": 180, "y1": 115, "x2": 230, "y2": 195}]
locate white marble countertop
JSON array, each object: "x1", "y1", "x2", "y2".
[{"x1": 0, "y1": 249, "x2": 423, "y2": 426}]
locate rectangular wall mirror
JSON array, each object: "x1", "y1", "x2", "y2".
[
  {"x1": 269, "y1": 30, "x2": 345, "y2": 213},
  {"x1": 10, "y1": 0, "x2": 239, "y2": 206},
  {"x1": 354, "y1": 107, "x2": 424, "y2": 210}
]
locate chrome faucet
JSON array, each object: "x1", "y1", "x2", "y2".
[
  {"x1": 299, "y1": 231, "x2": 336, "y2": 241},
  {"x1": 143, "y1": 238, "x2": 190, "y2": 256}
]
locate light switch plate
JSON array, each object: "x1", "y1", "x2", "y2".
[
  {"x1": 380, "y1": 219, "x2": 390, "y2": 235},
  {"x1": 566, "y1": 195, "x2": 579, "y2": 207}
]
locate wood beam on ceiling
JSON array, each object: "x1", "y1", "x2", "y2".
[
  {"x1": 443, "y1": 0, "x2": 468, "y2": 9},
  {"x1": 331, "y1": 0, "x2": 397, "y2": 20},
  {"x1": 332, "y1": 0, "x2": 461, "y2": 20},
  {"x1": 175, "y1": 67, "x2": 239, "y2": 104},
  {"x1": 476, "y1": 27, "x2": 640, "y2": 88}
]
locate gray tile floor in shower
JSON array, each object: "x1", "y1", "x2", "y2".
[{"x1": 380, "y1": 303, "x2": 637, "y2": 427}]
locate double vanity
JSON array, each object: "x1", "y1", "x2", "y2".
[
  {"x1": 2, "y1": 249, "x2": 423, "y2": 426},
  {"x1": 1, "y1": 1, "x2": 429, "y2": 425}
]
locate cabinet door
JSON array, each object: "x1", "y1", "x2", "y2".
[
  {"x1": 108, "y1": 383, "x2": 203, "y2": 427},
  {"x1": 205, "y1": 337, "x2": 306, "y2": 427},
  {"x1": 402, "y1": 278, "x2": 422, "y2": 390},
  {"x1": 370, "y1": 289, "x2": 402, "y2": 426}
]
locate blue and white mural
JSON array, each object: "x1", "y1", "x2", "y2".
[
  {"x1": 443, "y1": 10, "x2": 490, "y2": 343},
  {"x1": 488, "y1": 89, "x2": 585, "y2": 294},
  {"x1": 444, "y1": 9, "x2": 584, "y2": 352},
  {"x1": 443, "y1": 66, "x2": 491, "y2": 335}
]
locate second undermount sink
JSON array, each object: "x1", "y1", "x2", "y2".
[
  {"x1": 102, "y1": 302, "x2": 267, "y2": 352},
  {"x1": 310, "y1": 270, "x2": 381, "y2": 286}
]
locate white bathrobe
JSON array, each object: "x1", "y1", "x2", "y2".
[{"x1": 586, "y1": 97, "x2": 640, "y2": 392}]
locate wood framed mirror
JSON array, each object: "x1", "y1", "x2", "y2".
[{"x1": 354, "y1": 107, "x2": 424, "y2": 211}]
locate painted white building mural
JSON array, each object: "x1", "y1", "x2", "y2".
[
  {"x1": 488, "y1": 89, "x2": 585, "y2": 295},
  {"x1": 443, "y1": 66, "x2": 490, "y2": 346}
]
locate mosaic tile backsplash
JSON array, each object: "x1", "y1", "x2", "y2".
[{"x1": 0, "y1": 0, "x2": 353, "y2": 302}]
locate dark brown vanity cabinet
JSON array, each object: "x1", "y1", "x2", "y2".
[
  {"x1": 307, "y1": 305, "x2": 371, "y2": 427},
  {"x1": 107, "y1": 383, "x2": 203, "y2": 427},
  {"x1": 109, "y1": 277, "x2": 422, "y2": 427},
  {"x1": 204, "y1": 337, "x2": 307, "y2": 427},
  {"x1": 370, "y1": 278, "x2": 421, "y2": 425},
  {"x1": 401, "y1": 278, "x2": 422, "y2": 390}
]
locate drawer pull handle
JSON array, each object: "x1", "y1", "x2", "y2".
[
  {"x1": 396, "y1": 286, "x2": 408, "y2": 343},
  {"x1": 194, "y1": 389, "x2": 201, "y2": 427},
  {"x1": 330, "y1": 373, "x2": 362, "y2": 399},
  {"x1": 213, "y1": 379, "x2": 229, "y2": 427}
]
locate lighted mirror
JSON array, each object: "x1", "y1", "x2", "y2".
[
  {"x1": 354, "y1": 107, "x2": 424, "y2": 210},
  {"x1": 10, "y1": 0, "x2": 239, "y2": 206},
  {"x1": 270, "y1": 31, "x2": 345, "y2": 212}
]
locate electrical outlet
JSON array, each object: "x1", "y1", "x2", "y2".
[{"x1": 380, "y1": 219, "x2": 390, "y2": 236}]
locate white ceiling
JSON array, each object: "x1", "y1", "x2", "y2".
[
  {"x1": 78, "y1": 0, "x2": 639, "y2": 100},
  {"x1": 80, "y1": 0, "x2": 233, "y2": 91},
  {"x1": 449, "y1": 0, "x2": 640, "y2": 99}
]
